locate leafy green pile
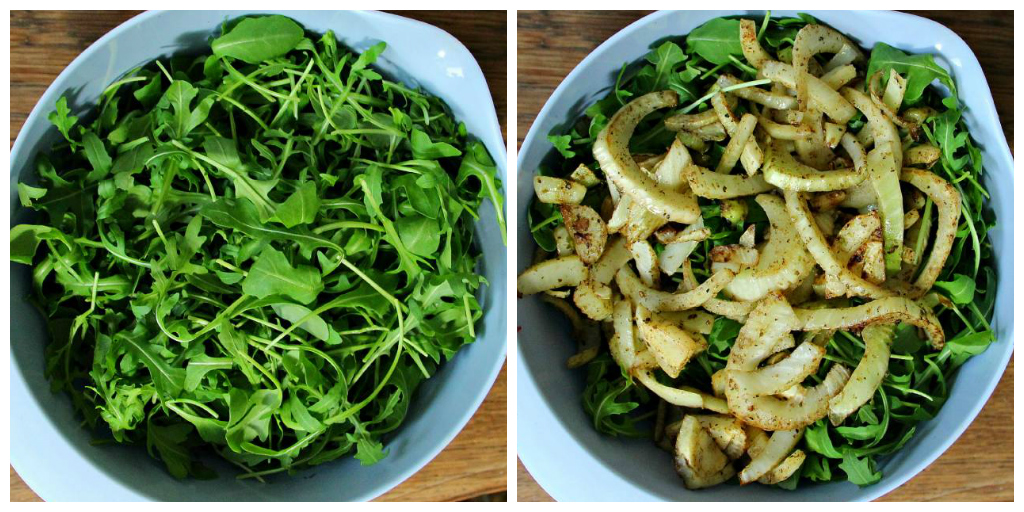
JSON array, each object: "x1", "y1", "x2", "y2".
[
  {"x1": 11, "y1": 15, "x2": 504, "y2": 480},
  {"x1": 534, "y1": 13, "x2": 996, "y2": 488}
]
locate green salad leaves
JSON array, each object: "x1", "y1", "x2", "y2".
[
  {"x1": 11, "y1": 15, "x2": 503, "y2": 480},
  {"x1": 534, "y1": 12, "x2": 996, "y2": 490}
]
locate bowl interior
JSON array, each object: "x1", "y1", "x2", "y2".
[
  {"x1": 11, "y1": 10, "x2": 506, "y2": 501},
  {"x1": 516, "y1": 10, "x2": 1013, "y2": 501}
]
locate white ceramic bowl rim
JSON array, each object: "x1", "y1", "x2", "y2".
[{"x1": 517, "y1": 9, "x2": 1013, "y2": 502}]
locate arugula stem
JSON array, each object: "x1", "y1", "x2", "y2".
[
  {"x1": 699, "y1": 62, "x2": 729, "y2": 80},
  {"x1": 326, "y1": 344, "x2": 404, "y2": 425},
  {"x1": 96, "y1": 223, "x2": 152, "y2": 268},
  {"x1": 313, "y1": 221, "x2": 385, "y2": 234},
  {"x1": 213, "y1": 92, "x2": 271, "y2": 131},
  {"x1": 757, "y1": 11, "x2": 771, "y2": 41},
  {"x1": 728, "y1": 54, "x2": 758, "y2": 75},
  {"x1": 349, "y1": 158, "x2": 425, "y2": 174},
  {"x1": 165, "y1": 399, "x2": 220, "y2": 419},
  {"x1": 332, "y1": 128, "x2": 403, "y2": 136},
  {"x1": 213, "y1": 259, "x2": 246, "y2": 274},
  {"x1": 680, "y1": 78, "x2": 772, "y2": 114}
]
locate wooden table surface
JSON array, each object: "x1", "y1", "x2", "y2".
[
  {"x1": 517, "y1": 10, "x2": 1013, "y2": 502},
  {"x1": 9, "y1": 10, "x2": 507, "y2": 502}
]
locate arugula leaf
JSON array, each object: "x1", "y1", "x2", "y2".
[
  {"x1": 527, "y1": 198, "x2": 561, "y2": 252},
  {"x1": 211, "y1": 15, "x2": 304, "y2": 64},
  {"x1": 82, "y1": 131, "x2": 112, "y2": 181},
  {"x1": 120, "y1": 333, "x2": 186, "y2": 400},
  {"x1": 686, "y1": 18, "x2": 743, "y2": 65},
  {"x1": 763, "y1": 23, "x2": 800, "y2": 50},
  {"x1": 225, "y1": 388, "x2": 283, "y2": 452},
  {"x1": 147, "y1": 422, "x2": 195, "y2": 479},
  {"x1": 644, "y1": 41, "x2": 687, "y2": 92},
  {"x1": 156, "y1": 81, "x2": 214, "y2": 139},
  {"x1": 667, "y1": 65, "x2": 701, "y2": 102},
  {"x1": 801, "y1": 452, "x2": 833, "y2": 482},
  {"x1": 271, "y1": 181, "x2": 320, "y2": 228},
  {"x1": 581, "y1": 353, "x2": 649, "y2": 437},
  {"x1": 836, "y1": 424, "x2": 883, "y2": 441},
  {"x1": 201, "y1": 199, "x2": 338, "y2": 257},
  {"x1": 134, "y1": 73, "x2": 163, "y2": 108},
  {"x1": 395, "y1": 214, "x2": 441, "y2": 257},
  {"x1": 271, "y1": 302, "x2": 331, "y2": 342},
  {"x1": 110, "y1": 143, "x2": 154, "y2": 176},
  {"x1": 867, "y1": 42, "x2": 957, "y2": 105},
  {"x1": 547, "y1": 134, "x2": 576, "y2": 159},
  {"x1": 90, "y1": 378, "x2": 147, "y2": 442},
  {"x1": 280, "y1": 392, "x2": 324, "y2": 433},
  {"x1": 930, "y1": 97, "x2": 971, "y2": 171},
  {"x1": 891, "y1": 322, "x2": 925, "y2": 354},
  {"x1": 351, "y1": 42, "x2": 387, "y2": 80},
  {"x1": 184, "y1": 355, "x2": 233, "y2": 392},
  {"x1": 411, "y1": 128, "x2": 462, "y2": 159},
  {"x1": 348, "y1": 431, "x2": 389, "y2": 466},
  {"x1": 17, "y1": 183, "x2": 46, "y2": 208},
  {"x1": 797, "y1": 13, "x2": 820, "y2": 25},
  {"x1": 457, "y1": 141, "x2": 507, "y2": 243},
  {"x1": 944, "y1": 330, "x2": 995, "y2": 365},
  {"x1": 47, "y1": 96, "x2": 78, "y2": 147},
  {"x1": 707, "y1": 317, "x2": 742, "y2": 354},
  {"x1": 839, "y1": 452, "x2": 883, "y2": 486},
  {"x1": 805, "y1": 420, "x2": 844, "y2": 458},
  {"x1": 933, "y1": 273, "x2": 976, "y2": 304},
  {"x1": 242, "y1": 246, "x2": 324, "y2": 304}
]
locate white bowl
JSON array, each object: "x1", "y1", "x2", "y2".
[
  {"x1": 516, "y1": 10, "x2": 1013, "y2": 501},
  {"x1": 10, "y1": 10, "x2": 506, "y2": 501}
]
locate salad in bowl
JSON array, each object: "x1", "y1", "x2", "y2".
[{"x1": 518, "y1": 11, "x2": 1000, "y2": 492}]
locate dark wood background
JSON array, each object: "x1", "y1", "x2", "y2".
[
  {"x1": 517, "y1": 10, "x2": 1013, "y2": 502},
  {"x1": 9, "y1": 10, "x2": 506, "y2": 503}
]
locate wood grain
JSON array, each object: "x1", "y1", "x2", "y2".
[
  {"x1": 9, "y1": 9, "x2": 506, "y2": 502},
  {"x1": 516, "y1": 10, "x2": 1013, "y2": 502},
  {"x1": 381, "y1": 364, "x2": 507, "y2": 502}
]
